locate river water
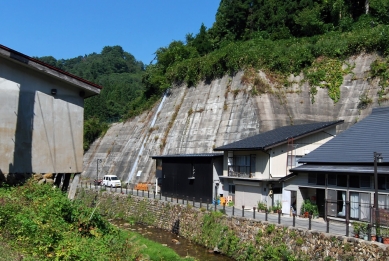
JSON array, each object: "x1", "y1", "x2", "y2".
[{"x1": 114, "y1": 221, "x2": 233, "y2": 261}]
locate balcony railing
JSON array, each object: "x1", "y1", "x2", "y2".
[{"x1": 228, "y1": 166, "x2": 252, "y2": 178}]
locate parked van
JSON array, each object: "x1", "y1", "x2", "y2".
[{"x1": 102, "y1": 175, "x2": 121, "y2": 188}]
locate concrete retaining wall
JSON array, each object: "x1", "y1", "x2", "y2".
[{"x1": 83, "y1": 53, "x2": 388, "y2": 186}]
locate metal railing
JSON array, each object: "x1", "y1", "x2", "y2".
[
  {"x1": 228, "y1": 166, "x2": 252, "y2": 178},
  {"x1": 77, "y1": 182, "x2": 372, "y2": 239},
  {"x1": 325, "y1": 199, "x2": 389, "y2": 224}
]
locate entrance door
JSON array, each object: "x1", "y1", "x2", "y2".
[
  {"x1": 350, "y1": 192, "x2": 359, "y2": 219},
  {"x1": 281, "y1": 190, "x2": 291, "y2": 215},
  {"x1": 316, "y1": 189, "x2": 325, "y2": 217}
]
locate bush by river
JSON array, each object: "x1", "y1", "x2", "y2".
[{"x1": 0, "y1": 181, "x2": 196, "y2": 260}]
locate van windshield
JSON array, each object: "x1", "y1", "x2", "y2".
[{"x1": 111, "y1": 177, "x2": 119, "y2": 180}]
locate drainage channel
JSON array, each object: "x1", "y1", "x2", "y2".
[{"x1": 113, "y1": 220, "x2": 234, "y2": 261}]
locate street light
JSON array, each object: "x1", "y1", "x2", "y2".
[
  {"x1": 97, "y1": 159, "x2": 102, "y2": 181},
  {"x1": 374, "y1": 152, "x2": 383, "y2": 226}
]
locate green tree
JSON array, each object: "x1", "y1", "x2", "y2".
[
  {"x1": 294, "y1": 3, "x2": 325, "y2": 36},
  {"x1": 370, "y1": 0, "x2": 389, "y2": 24},
  {"x1": 191, "y1": 23, "x2": 213, "y2": 56}
]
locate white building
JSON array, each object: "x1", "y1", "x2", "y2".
[
  {"x1": 0, "y1": 44, "x2": 101, "y2": 191},
  {"x1": 214, "y1": 120, "x2": 343, "y2": 213}
]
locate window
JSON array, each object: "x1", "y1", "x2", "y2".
[
  {"x1": 307, "y1": 173, "x2": 324, "y2": 185},
  {"x1": 337, "y1": 174, "x2": 347, "y2": 187},
  {"x1": 308, "y1": 173, "x2": 316, "y2": 184},
  {"x1": 349, "y1": 175, "x2": 359, "y2": 188},
  {"x1": 350, "y1": 192, "x2": 370, "y2": 221},
  {"x1": 233, "y1": 155, "x2": 250, "y2": 174},
  {"x1": 378, "y1": 175, "x2": 386, "y2": 190},
  {"x1": 317, "y1": 175, "x2": 325, "y2": 185},
  {"x1": 378, "y1": 194, "x2": 387, "y2": 209},
  {"x1": 287, "y1": 155, "x2": 303, "y2": 167},
  {"x1": 228, "y1": 184, "x2": 235, "y2": 194},
  {"x1": 328, "y1": 174, "x2": 337, "y2": 185},
  {"x1": 360, "y1": 175, "x2": 370, "y2": 188},
  {"x1": 337, "y1": 190, "x2": 346, "y2": 217}
]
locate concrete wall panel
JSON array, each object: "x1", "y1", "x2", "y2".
[
  {"x1": 0, "y1": 78, "x2": 19, "y2": 172},
  {"x1": 1, "y1": 56, "x2": 84, "y2": 174}
]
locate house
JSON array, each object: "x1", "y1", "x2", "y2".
[
  {"x1": 0, "y1": 45, "x2": 101, "y2": 195},
  {"x1": 213, "y1": 120, "x2": 344, "y2": 211},
  {"x1": 283, "y1": 106, "x2": 389, "y2": 221},
  {"x1": 151, "y1": 153, "x2": 223, "y2": 203}
]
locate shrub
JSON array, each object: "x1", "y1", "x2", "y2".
[
  {"x1": 257, "y1": 201, "x2": 267, "y2": 211},
  {"x1": 0, "y1": 180, "x2": 188, "y2": 260},
  {"x1": 300, "y1": 199, "x2": 319, "y2": 217},
  {"x1": 266, "y1": 224, "x2": 276, "y2": 234}
]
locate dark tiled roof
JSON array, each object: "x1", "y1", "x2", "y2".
[
  {"x1": 213, "y1": 120, "x2": 343, "y2": 151},
  {"x1": 299, "y1": 106, "x2": 389, "y2": 164},
  {"x1": 151, "y1": 153, "x2": 223, "y2": 159},
  {"x1": 290, "y1": 164, "x2": 389, "y2": 174}
]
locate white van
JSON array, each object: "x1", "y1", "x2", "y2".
[{"x1": 102, "y1": 175, "x2": 121, "y2": 188}]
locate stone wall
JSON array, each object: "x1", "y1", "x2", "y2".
[{"x1": 78, "y1": 190, "x2": 389, "y2": 261}]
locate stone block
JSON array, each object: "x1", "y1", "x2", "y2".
[
  {"x1": 43, "y1": 173, "x2": 53, "y2": 179},
  {"x1": 33, "y1": 173, "x2": 43, "y2": 180}
]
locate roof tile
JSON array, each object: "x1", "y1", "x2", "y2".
[
  {"x1": 300, "y1": 106, "x2": 389, "y2": 164},
  {"x1": 214, "y1": 120, "x2": 343, "y2": 151}
]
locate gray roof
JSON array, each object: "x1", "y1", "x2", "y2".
[
  {"x1": 151, "y1": 153, "x2": 223, "y2": 159},
  {"x1": 290, "y1": 164, "x2": 389, "y2": 174},
  {"x1": 299, "y1": 106, "x2": 389, "y2": 164},
  {"x1": 213, "y1": 120, "x2": 343, "y2": 151}
]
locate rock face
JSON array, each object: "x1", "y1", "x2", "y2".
[{"x1": 83, "y1": 53, "x2": 386, "y2": 184}]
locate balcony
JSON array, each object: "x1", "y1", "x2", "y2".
[{"x1": 228, "y1": 166, "x2": 252, "y2": 178}]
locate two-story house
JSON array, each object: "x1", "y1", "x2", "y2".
[
  {"x1": 284, "y1": 106, "x2": 389, "y2": 221},
  {"x1": 213, "y1": 120, "x2": 344, "y2": 211}
]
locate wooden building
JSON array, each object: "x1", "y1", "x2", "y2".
[{"x1": 152, "y1": 153, "x2": 223, "y2": 203}]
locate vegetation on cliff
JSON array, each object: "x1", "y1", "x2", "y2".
[
  {"x1": 37, "y1": 1, "x2": 389, "y2": 149},
  {"x1": 144, "y1": 0, "x2": 389, "y2": 98}
]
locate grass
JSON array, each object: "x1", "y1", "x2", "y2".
[{"x1": 0, "y1": 180, "x2": 196, "y2": 261}]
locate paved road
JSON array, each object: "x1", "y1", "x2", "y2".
[{"x1": 79, "y1": 184, "x2": 353, "y2": 237}]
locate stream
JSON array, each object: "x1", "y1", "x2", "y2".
[{"x1": 113, "y1": 220, "x2": 234, "y2": 261}]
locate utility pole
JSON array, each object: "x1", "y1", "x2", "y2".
[
  {"x1": 97, "y1": 159, "x2": 102, "y2": 180},
  {"x1": 374, "y1": 152, "x2": 383, "y2": 227}
]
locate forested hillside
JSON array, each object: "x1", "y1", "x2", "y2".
[
  {"x1": 37, "y1": 46, "x2": 147, "y2": 150},
  {"x1": 143, "y1": 0, "x2": 389, "y2": 98},
  {"x1": 37, "y1": 0, "x2": 389, "y2": 151}
]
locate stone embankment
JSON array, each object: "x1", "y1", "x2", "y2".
[
  {"x1": 78, "y1": 190, "x2": 389, "y2": 261},
  {"x1": 82, "y1": 53, "x2": 386, "y2": 186},
  {"x1": 33, "y1": 173, "x2": 55, "y2": 185}
]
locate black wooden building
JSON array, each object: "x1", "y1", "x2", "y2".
[{"x1": 151, "y1": 153, "x2": 223, "y2": 203}]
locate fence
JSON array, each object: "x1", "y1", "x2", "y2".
[
  {"x1": 326, "y1": 199, "x2": 389, "y2": 224},
  {"x1": 78, "y1": 181, "x2": 380, "y2": 239}
]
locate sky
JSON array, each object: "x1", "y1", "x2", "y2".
[{"x1": 1, "y1": 1, "x2": 220, "y2": 65}]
